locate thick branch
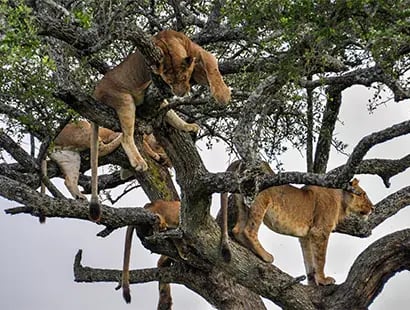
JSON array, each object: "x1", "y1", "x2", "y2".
[
  {"x1": 74, "y1": 249, "x2": 267, "y2": 310},
  {"x1": 328, "y1": 229, "x2": 410, "y2": 309},
  {"x1": 327, "y1": 155, "x2": 410, "y2": 187},
  {"x1": 335, "y1": 120, "x2": 410, "y2": 185},
  {"x1": 313, "y1": 86, "x2": 343, "y2": 173},
  {"x1": 1, "y1": 175, "x2": 159, "y2": 231}
]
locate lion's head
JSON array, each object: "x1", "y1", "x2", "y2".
[
  {"x1": 152, "y1": 30, "x2": 196, "y2": 97},
  {"x1": 346, "y1": 178, "x2": 374, "y2": 218}
]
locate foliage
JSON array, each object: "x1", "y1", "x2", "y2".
[
  {"x1": 0, "y1": 1, "x2": 409, "y2": 309},
  {"x1": 0, "y1": 0, "x2": 71, "y2": 136}
]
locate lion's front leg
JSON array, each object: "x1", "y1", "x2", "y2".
[
  {"x1": 309, "y1": 228, "x2": 335, "y2": 286},
  {"x1": 161, "y1": 100, "x2": 200, "y2": 133},
  {"x1": 116, "y1": 95, "x2": 148, "y2": 172},
  {"x1": 197, "y1": 50, "x2": 231, "y2": 105}
]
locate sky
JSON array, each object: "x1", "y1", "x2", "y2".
[{"x1": 0, "y1": 86, "x2": 409, "y2": 310}]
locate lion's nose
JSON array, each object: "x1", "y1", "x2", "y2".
[{"x1": 172, "y1": 85, "x2": 189, "y2": 97}]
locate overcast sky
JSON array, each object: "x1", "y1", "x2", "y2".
[{"x1": 0, "y1": 86, "x2": 409, "y2": 310}]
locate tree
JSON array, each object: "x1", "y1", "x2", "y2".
[{"x1": 1, "y1": 1, "x2": 409, "y2": 309}]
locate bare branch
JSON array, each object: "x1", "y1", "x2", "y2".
[
  {"x1": 1, "y1": 174, "x2": 158, "y2": 230},
  {"x1": 335, "y1": 120, "x2": 410, "y2": 185},
  {"x1": 301, "y1": 66, "x2": 410, "y2": 102},
  {"x1": 329, "y1": 229, "x2": 410, "y2": 310},
  {"x1": 0, "y1": 129, "x2": 38, "y2": 171},
  {"x1": 313, "y1": 86, "x2": 343, "y2": 173},
  {"x1": 327, "y1": 155, "x2": 410, "y2": 187},
  {"x1": 73, "y1": 249, "x2": 268, "y2": 310}
]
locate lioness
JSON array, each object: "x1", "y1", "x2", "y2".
[
  {"x1": 121, "y1": 200, "x2": 180, "y2": 305},
  {"x1": 231, "y1": 178, "x2": 374, "y2": 285},
  {"x1": 48, "y1": 120, "x2": 168, "y2": 200},
  {"x1": 49, "y1": 120, "x2": 122, "y2": 200},
  {"x1": 90, "y1": 29, "x2": 230, "y2": 220}
]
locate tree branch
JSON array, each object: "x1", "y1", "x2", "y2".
[
  {"x1": 0, "y1": 129, "x2": 39, "y2": 171},
  {"x1": 327, "y1": 155, "x2": 410, "y2": 187},
  {"x1": 313, "y1": 86, "x2": 343, "y2": 173},
  {"x1": 335, "y1": 120, "x2": 410, "y2": 185},
  {"x1": 1, "y1": 174, "x2": 159, "y2": 230},
  {"x1": 301, "y1": 65, "x2": 410, "y2": 102},
  {"x1": 73, "y1": 248, "x2": 268, "y2": 310},
  {"x1": 328, "y1": 229, "x2": 410, "y2": 310}
]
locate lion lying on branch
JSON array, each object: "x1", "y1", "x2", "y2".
[{"x1": 47, "y1": 120, "x2": 169, "y2": 200}]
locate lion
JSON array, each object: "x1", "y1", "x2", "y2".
[
  {"x1": 47, "y1": 120, "x2": 168, "y2": 200},
  {"x1": 120, "y1": 200, "x2": 180, "y2": 306},
  {"x1": 229, "y1": 177, "x2": 374, "y2": 286},
  {"x1": 142, "y1": 133, "x2": 172, "y2": 169},
  {"x1": 90, "y1": 29, "x2": 231, "y2": 221},
  {"x1": 48, "y1": 120, "x2": 122, "y2": 200},
  {"x1": 219, "y1": 160, "x2": 274, "y2": 262}
]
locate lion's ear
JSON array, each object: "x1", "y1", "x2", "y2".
[
  {"x1": 151, "y1": 61, "x2": 163, "y2": 74},
  {"x1": 182, "y1": 56, "x2": 195, "y2": 68}
]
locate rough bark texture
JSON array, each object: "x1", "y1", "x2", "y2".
[{"x1": 1, "y1": 1, "x2": 410, "y2": 310}]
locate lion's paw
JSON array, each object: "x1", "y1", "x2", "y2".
[
  {"x1": 132, "y1": 159, "x2": 148, "y2": 172},
  {"x1": 212, "y1": 85, "x2": 231, "y2": 105},
  {"x1": 315, "y1": 276, "x2": 336, "y2": 286},
  {"x1": 185, "y1": 123, "x2": 200, "y2": 133}
]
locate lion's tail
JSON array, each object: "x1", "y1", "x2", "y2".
[
  {"x1": 121, "y1": 225, "x2": 134, "y2": 303},
  {"x1": 220, "y1": 192, "x2": 232, "y2": 262},
  {"x1": 89, "y1": 122, "x2": 101, "y2": 221}
]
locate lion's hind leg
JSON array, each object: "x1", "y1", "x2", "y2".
[
  {"x1": 233, "y1": 197, "x2": 274, "y2": 263},
  {"x1": 49, "y1": 150, "x2": 86, "y2": 200},
  {"x1": 299, "y1": 237, "x2": 316, "y2": 285}
]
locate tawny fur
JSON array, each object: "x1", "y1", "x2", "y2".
[
  {"x1": 142, "y1": 133, "x2": 172, "y2": 169},
  {"x1": 49, "y1": 120, "x2": 122, "y2": 200},
  {"x1": 48, "y1": 121, "x2": 168, "y2": 202},
  {"x1": 232, "y1": 178, "x2": 374, "y2": 285},
  {"x1": 220, "y1": 160, "x2": 274, "y2": 262},
  {"x1": 93, "y1": 29, "x2": 230, "y2": 172},
  {"x1": 121, "y1": 200, "x2": 180, "y2": 305},
  {"x1": 90, "y1": 29, "x2": 230, "y2": 220}
]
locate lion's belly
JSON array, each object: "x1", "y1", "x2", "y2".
[{"x1": 263, "y1": 207, "x2": 310, "y2": 237}]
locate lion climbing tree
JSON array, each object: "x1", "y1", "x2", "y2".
[{"x1": 1, "y1": 1, "x2": 409, "y2": 309}]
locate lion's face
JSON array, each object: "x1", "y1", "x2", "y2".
[
  {"x1": 153, "y1": 55, "x2": 196, "y2": 97},
  {"x1": 347, "y1": 178, "x2": 374, "y2": 218}
]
